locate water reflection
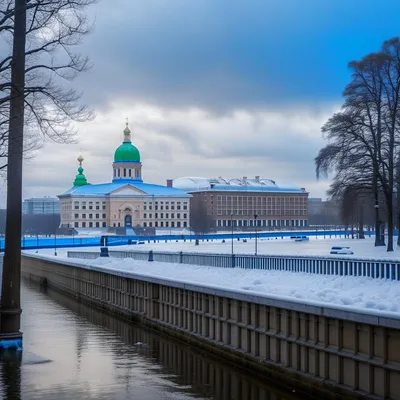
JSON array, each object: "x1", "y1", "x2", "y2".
[{"x1": 0, "y1": 281, "x2": 303, "y2": 400}]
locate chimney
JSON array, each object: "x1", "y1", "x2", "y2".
[
  {"x1": 242, "y1": 176, "x2": 247, "y2": 182},
  {"x1": 255, "y1": 175, "x2": 260, "y2": 181},
  {"x1": 166, "y1": 179, "x2": 173, "y2": 187}
]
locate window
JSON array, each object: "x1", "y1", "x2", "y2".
[
  {"x1": 155, "y1": 213, "x2": 158, "y2": 218},
  {"x1": 74, "y1": 222, "x2": 79, "y2": 227},
  {"x1": 177, "y1": 213, "x2": 180, "y2": 219},
  {"x1": 165, "y1": 221, "x2": 169, "y2": 227},
  {"x1": 74, "y1": 214, "x2": 79, "y2": 218},
  {"x1": 161, "y1": 213, "x2": 164, "y2": 218},
  {"x1": 96, "y1": 222, "x2": 100, "y2": 227},
  {"x1": 89, "y1": 222, "x2": 93, "y2": 227},
  {"x1": 171, "y1": 213, "x2": 174, "y2": 219},
  {"x1": 102, "y1": 214, "x2": 106, "y2": 218},
  {"x1": 82, "y1": 214, "x2": 86, "y2": 219},
  {"x1": 183, "y1": 213, "x2": 187, "y2": 218},
  {"x1": 102, "y1": 206, "x2": 106, "y2": 210},
  {"x1": 96, "y1": 206, "x2": 100, "y2": 210},
  {"x1": 149, "y1": 222, "x2": 152, "y2": 227},
  {"x1": 144, "y1": 213, "x2": 147, "y2": 218},
  {"x1": 183, "y1": 221, "x2": 187, "y2": 227},
  {"x1": 177, "y1": 221, "x2": 181, "y2": 227},
  {"x1": 143, "y1": 222, "x2": 147, "y2": 227},
  {"x1": 155, "y1": 221, "x2": 158, "y2": 227},
  {"x1": 166, "y1": 213, "x2": 169, "y2": 218},
  {"x1": 149, "y1": 214, "x2": 152, "y2": 218},
  {"x1": 89, "y1": 205, "x2": 93, "y2": 210},
  {"x1": 102, "y1": 222, "x2": 106, "y2": 227},
  {"x1": 129, "y1": 169, "x2": 132, "y2": 177},
  {"x1": 171, "y1": 221, "x2": 175, "y2": 227},
  {"x1": 160, "y1": 221, "x2": 164, "y2": 227},
  {"x1": 89, "y1": 214, "x2": 93, "y2": 219},
  {"x1": 82, "y1": 222, "x2": 86, "y2": 227},
  {"x1": 96, "y1": 214, "x2": 99, "y2": 219}
]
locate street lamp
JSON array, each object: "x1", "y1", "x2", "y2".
[
  {"x1": 254, "y1": 214, "x2": 258, "y2": 255},
  {"x1": 374, "y1": 202, "x2": 385, "y2": 246}
]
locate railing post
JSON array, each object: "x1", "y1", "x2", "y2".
[
  {"x1": 148, "y1": 250, "x2": 154, "y2": 262},
  {"x1": 179, "y1": 251, "x2": 183, "y2": 263},
  {"x1": 231, "y1": 253, "x2": 235, "y2": 268}
]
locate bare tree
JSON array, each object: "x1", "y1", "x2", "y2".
[
  {"x1": 316, "y1": 37, "x2": 400, "y2": 251},
  {"x1": 0, "y1": 0, "x2": 96, "y2": 169}
]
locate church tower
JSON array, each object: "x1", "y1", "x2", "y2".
[{"x1": 112, "y1": 121, "x2": 143, "y2": 182}]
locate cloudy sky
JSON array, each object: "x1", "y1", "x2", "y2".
[{"x1": 19, "y1": 0, "x2": 400, "y2": 201}]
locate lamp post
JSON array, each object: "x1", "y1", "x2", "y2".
[
  {"x1": 231, "y1": 213, "x2": 234, "y2": 255},
  {"x1": 254, "y1": 214, "x2": 258, "y2": 255},
  {"x1": 374, "y1": 202, "x2": 385, "y2": 246}
]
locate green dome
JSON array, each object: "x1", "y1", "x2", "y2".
[{"x1": 114, "y1": 142, "x2": 140, "y2": 162}]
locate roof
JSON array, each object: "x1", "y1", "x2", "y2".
[
  {"x1": 173, "y1": 176, "x2": 307, "y2": 194},
  {"x1": 58, "y1": 181, "x2": 191, "y2": 198}
]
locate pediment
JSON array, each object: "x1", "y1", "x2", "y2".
[{"x1": 110, "y1": 184, "x2": 147, "y2": 196}]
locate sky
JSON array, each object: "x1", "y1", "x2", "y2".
[{"x1": 16, "y1": 0, "x2": 400, "y2": 201}]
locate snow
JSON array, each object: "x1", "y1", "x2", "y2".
[{"x1": 24, "y1": 246, "x2": 400, "y2": 319}]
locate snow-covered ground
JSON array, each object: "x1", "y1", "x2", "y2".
[
  {"x1": 72, "y1": 236, "x2": 400, "y2": 260},
  {"x1": 23, "y1": 249, "x2": 400, "y2": 318}
]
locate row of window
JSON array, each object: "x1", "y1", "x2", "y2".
[
  {"x1": 216, "y1": 196, "x2": 307, "y2": 204},
  {"x1": 217, "y1": 209, "x2": 307, "y2": 216},
  {"x1": 74, "y1": 213, "x2": 107, "y2": 219},
  {"x1": 111, "y1": 221, "x2": 188, "y2": 228},
  {"x1": 144, "y1": 205, "x2": 188, "y2": 211},
  {"x1": 113, "y1": 168, "x2": 140, "y2": 178},
  {"x1": 143, "y1": 213, "x2": 188, "y2": 219},
  {"x1": 75, "y1": 222, "x2": 107, "y2": 228},
  {"x1": 216, "y1": 219, "x2": 308, "y2": 227}
]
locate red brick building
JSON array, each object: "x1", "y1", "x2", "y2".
[{"x1": 171, "y1": 176, "x2": 308, "y2": 231}]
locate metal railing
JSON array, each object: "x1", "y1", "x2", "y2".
[{"x1": 67, "y1": 249, "x2": 400, "y2": 281}]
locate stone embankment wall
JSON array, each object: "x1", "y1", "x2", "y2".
[{"x1": 22, "y1": 255, "x2": 400, "y2": 400}]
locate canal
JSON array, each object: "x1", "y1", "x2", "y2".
[{"x1": 0, "y1": 281, "x2": 304, "y2": 400}]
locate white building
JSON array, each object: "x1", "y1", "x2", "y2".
[{"x1": 58, "y1": 122, "x2": 191, "y2": 233}]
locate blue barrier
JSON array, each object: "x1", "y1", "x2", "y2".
[{"x1": 0, "y1": 229, "x2": 381, "y2": 252}]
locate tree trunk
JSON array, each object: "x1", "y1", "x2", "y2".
[
  {"x1": 373, "y1": 174, "x2": 384, "y2": 246},
  {"x1": 386, "y1": 195, "x2": 394, "y2": 251},
  {"x1": 0, "y1": 0, "x2": 27, "y2": 336},
  {"x1": 358, "y1": 203, "x2": 365, "y2": 239}
]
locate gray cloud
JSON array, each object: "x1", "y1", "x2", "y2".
[{"x1": 20, "y1": 101, "x2": 332, "y2": 201}]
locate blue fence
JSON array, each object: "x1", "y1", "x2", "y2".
[{"x1": 0, "y1": 229, "x2": 375, "y2": 252}]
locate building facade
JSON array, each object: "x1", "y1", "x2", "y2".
[
  {"x1": 23, "y1": 197, "x2": 60, "y2": 215},
  {"x1": 172, "y1": 176, "x2": 308, "y2": 230},
  {"x1": 58, "y1": 123, "x2": 191, "y2": 232}
]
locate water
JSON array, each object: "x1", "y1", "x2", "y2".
[{"x1": 0, "y1": 281, "x2": 303, "y2": 400}]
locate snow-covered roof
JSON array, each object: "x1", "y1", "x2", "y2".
[
  {"x1": 58, "y1": 181, "x2": 191, "y2": 198},
  {"x1": 173, "y1": 176, "x2": 307, "y2": 194}
]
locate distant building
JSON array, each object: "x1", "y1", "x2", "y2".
[
  {"x1": 23, "y1": 197, "x2": 60, "y2": 215},
  {"x1": 307, "y1": 198, "x2": 340, "y2": 225},
  {"x1": 57, "y1": 122, "x2": 191, "y2": 233},
  {"x1": 308, "y1": 198, "x2": 323, "y2": 214},
  {"x1": 172, "y1": 176, "x2": 309, "y2": 231}
]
